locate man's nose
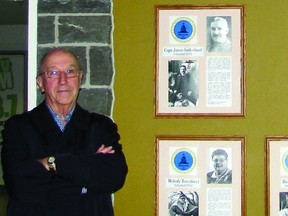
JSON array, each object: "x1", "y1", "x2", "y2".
[{"x1": 58, "y1": 72, "x2": 68, "y2": 82}]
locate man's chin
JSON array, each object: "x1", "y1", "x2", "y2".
[
  {"x1": 216, "y1": 168, "x2": 224, "y2": 172},
  {"x1": 212, "y1": 39, "x2": 225, "y2": 44}
]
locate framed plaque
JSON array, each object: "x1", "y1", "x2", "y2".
[
  {"x1": 265, "y1": 136, "x2": 288, "y2": 216},
  {"x1": 155, "y1": 135, "x2": 246, "y2": 215},
  {"x1": 155, "y1": 5, "x2": 245, "y2": 117}
]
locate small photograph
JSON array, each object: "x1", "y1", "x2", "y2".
[
  {"x1": 207, "y1": 148, "x2": 232, "y2": 184},
  {"x1": 168, "y1": 191, "x2": 199, "y2": 216},
  {"x1": 280, "y1": 192, "x2": 288, "y2": 216},
  {"x1": 168, "y1": 60, "x2": 199, "y2": 107},
  {"x1": 206, "y1": 16, "x2": 232, "y2": 52}
]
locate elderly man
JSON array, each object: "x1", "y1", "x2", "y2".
[{"x1": 1, "y1": 48, "x2": 128, "y2": 216}]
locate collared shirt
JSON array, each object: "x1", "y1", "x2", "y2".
[
  {"x1": 47, "y1": 104, "x2": 75, "y2": 132},
  {"x1": 207, "y1": 168, "x2": 232, "y2": 184},
  {"x1": 207, "y1": 38, "x2": 232, "y2": 52}
]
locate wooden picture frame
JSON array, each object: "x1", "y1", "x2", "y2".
[
  {"x1": 155, "y1": 5, "x2": 246, "y2": 117},
  {"x1": 265, "y1": 136, "x2": 288, "y2": 216},
  {"x1": 155, "y1": 135, "x2": 246, "y2": 215}
]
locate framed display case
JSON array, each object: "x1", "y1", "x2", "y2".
[
  {"x1": 155, "y1": 135, "x2": 246, "y2": 216},
  {"x1": 265, "y1": 136, "x2": 288, "y2": 216},
  {"x1": 155, "y1": 5, "x2": 245, "y2": 117}
]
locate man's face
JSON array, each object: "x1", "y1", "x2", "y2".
[
  {"x1": 179, "y1": 196, "x2": 185, "y2": 204},
  {"x1": 36, "y1": 51, "x2": 83, "y2": 110},
  {"x1": 179, "y1": 66, "x2": 186, "y2": 76},
  {"x1": 210, "y1": 20, "x2": 229, "y2": 43},
  {"x1": 212, "y1": 154, "x2": 228, "y2": 174}
]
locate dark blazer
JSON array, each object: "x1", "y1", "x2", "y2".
[{"x1": 1, "y1": 102, "x2": 128, "y2": 216}]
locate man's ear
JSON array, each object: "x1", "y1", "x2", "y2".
[
  {"x1": 36, "y1": 76, "x2": 45, "y2": 93},
  {"x1": 226, "y1": 28, "x2": 229, "y2": 34},
  {"x1": 79, "y1": 71, "x2": 84, "y2": 84}
]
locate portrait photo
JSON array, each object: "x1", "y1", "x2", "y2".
[
  {"x1": 206, "y1": 16, "x2": 232, "y2": 52},
  {"x1": 207, "y1": 148, "x2": 232, "y2": 184}
]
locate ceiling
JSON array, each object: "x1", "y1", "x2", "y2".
[{"x1": 0, "y1": 0, "x2": 27, "y2": 25}]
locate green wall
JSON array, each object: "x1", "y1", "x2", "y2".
[{"x1": 113, "y1": 0, "x2": 288, "y2": 215}]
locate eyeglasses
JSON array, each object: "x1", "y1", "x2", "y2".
[
  {"x1": 38, "y1": 69, "x2": 80, "y2": 79},
  {"x1": 212, "y1": 158, "x2": 226, "y2": 163}
]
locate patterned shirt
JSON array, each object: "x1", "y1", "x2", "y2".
[{"x1": 47, "y1": 104, "x2": 75, "y2": 132}]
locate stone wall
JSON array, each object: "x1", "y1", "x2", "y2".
[{"x1": 37, "y1": 0, "x2": 114, "y2": 116}]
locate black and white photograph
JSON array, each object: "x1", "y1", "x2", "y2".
[
  {"x1": 168, "y1": 191, "x2": 199, "y2": 216},
  {"x1": 168, "y1": 60, "x2": 199, "y2": 108},
  {"x1": 207, "y1": 148, "x2": 232, "y2": 184},
  {"x1": 206, "y1": 16, "x2": 232, "y2": 53},
  {"x1": 280, "y1": 192, "x2": 288, "y2": 216}
]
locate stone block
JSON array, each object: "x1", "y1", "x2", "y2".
[
  {"x1": 38, "y1": 16, "x2": 55, "y2": 44},
  {"x1": 58, "y1": 16, "x2": 111, "y2": 43},
  {"x1": 78, "y1": 88, "x2": 113, "y2": 116},
  {"x1": 90, "y1": 46, "x2": 113, "y2": 85},
  {"x1": 38, "y1": 0, "x2": 111, "y2": 14}
]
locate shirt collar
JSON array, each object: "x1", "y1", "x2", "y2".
[{"x1": 46, "y1": 104, "x2": 75, "y2": 131}]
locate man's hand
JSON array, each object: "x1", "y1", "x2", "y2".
[
  {"x1": 176, "y1": 93, "x2": 182, "y2": 99},
  {"x1": 96, "y1": 144, "x2": 115, "y2": 154},
  {"x1": 38, "y1": 157, "x2": 49, "y2": 171}
]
